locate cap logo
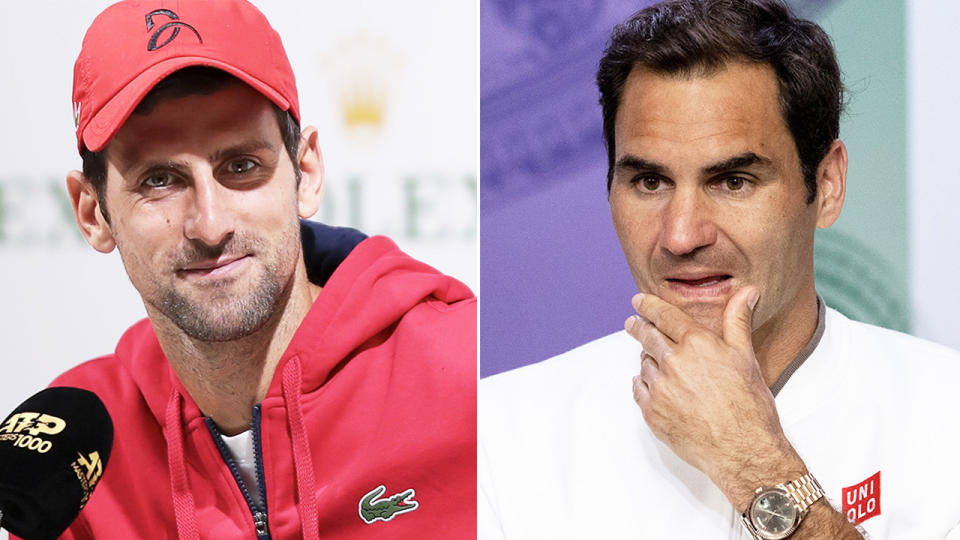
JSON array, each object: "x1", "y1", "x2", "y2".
[{"x1": 145, "y1": 9, "x2": 202, "y2": 51}]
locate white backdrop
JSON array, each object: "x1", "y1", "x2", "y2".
[
  {"x1": 0, "y1": 1, "x2": 477, "y2": 426},
  {"x1": 908, "y1": 2, "x2": 960, "y2": 354}
]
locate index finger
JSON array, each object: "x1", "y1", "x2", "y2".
[{"x1": 632, "y1": 293, "x2": 698, "y2": 343}]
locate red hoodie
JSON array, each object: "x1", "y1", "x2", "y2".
[{"x1": 32, "y1": 234, "x2": 476, "y2": 539}]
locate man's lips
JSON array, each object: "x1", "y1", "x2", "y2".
[
  {"x1": 666, "y1": 274, "x2": 732, "y2": 287},
  {"x1": 177, "y1": 255, "x2": 249, "y2": 278},
  {"x1": 663, "y1": 274, "x2": 733, "y2": 298}
]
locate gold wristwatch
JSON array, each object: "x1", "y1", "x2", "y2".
[{"x1": 740, "y1": 473, "x2": 825, "y2": 539}]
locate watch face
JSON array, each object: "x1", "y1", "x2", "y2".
[{"x1": 750, "y1": 488, "x2": 799, "y2": 539}]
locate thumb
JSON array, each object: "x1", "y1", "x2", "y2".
[{"x1": 722, "y1": 286, "x2": 759, "y2": 351}]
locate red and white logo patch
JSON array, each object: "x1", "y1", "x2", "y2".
[{"x1": 842, "y1": 471, "x2": 881, "y2": 524}]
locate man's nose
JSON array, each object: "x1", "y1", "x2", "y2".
[
  {"x1": 659, "y1": 188, "x2": 717, "y2": 256},
  {"x1": 183, "y1": 171, "x2": 234, "y2": 247}
]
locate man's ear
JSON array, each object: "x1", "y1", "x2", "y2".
[
  {"x1": 295, "y1": 126, "x2": 324, "y2": 219},
  {"x1": 814, "y1": 139, "x2": 847, "y2": 229},
  {"x1": 66, "y1": 170, "x2": 116, "y2": 253}
]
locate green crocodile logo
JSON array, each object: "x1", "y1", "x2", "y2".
[{"x1": 358, "y1": 484, "x2": 419, "y2": 524}]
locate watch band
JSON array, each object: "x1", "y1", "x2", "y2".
[{"x1": 781, "y1": 473, "x2": 825, "y2": 513}]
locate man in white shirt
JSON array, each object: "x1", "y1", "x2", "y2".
[{"x1": 479, "y1": 1, "x2": 960, "y2": 538}]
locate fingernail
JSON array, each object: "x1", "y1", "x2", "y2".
[
  {"x1": 632, "y1": 293, "x2": 645, "y2": 309},
  {"x1": 624, "y1": 315, "x2": 639, "y2": 331},
  {"x1": 748, "y1": 289, "x2": 760, "y2": 310}
]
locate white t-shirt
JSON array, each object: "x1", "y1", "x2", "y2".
[{"x1": 479, "y1": 307, "x2": 960, "y2": 539}]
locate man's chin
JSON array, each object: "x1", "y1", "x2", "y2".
[
  {"x1": 168, "y1": 304, "x2": 275, "y2": 342},
  {"x1": 153, "y1": 276, "x2": 284, "y2": 342},
  {"x1": 669, "y1": 299, "x2": 725, "y2": 335}
]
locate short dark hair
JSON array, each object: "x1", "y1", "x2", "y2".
[
  {"x1": 81, "y1": 66, "x2": 301, "y2": 223},
  {"x1": 596, "y1": 0, "x2": 843, "y2": 202}
]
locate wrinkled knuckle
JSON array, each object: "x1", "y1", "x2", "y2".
[
  {"x1": 640, "y1": 319, "x2": 657, "y2": 336},
  {"x1": 631, "y1": 317, "x2": 653, "y2": 340},
  {"x1": 647, "y1": 376, "x2": 667, "y2": 400},
  {"x1": 641, "y1": 353, "x2": 658, "y2": 370},
  {"x1": 656, "y1": 350, "x2": 675, "y2": 372}
]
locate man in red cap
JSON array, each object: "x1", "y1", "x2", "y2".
[{"x1": 27, "y1": 1, "x2": 476, "y2": 538}]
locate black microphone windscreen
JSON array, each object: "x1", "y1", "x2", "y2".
[{"x1": 0, "y1": 387, "x2": 114, "y2": 540}]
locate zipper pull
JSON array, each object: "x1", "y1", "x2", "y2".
[{"x1": 253, "y1": 510, "x2": 268, "y2": 537}]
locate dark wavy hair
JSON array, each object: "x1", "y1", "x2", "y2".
[
  {"x1": 81, "y1": 66, "x2": 301, "y2": 223},
  {"x1": 596, "y1": 0, "x2": 843, "y2": 202}
]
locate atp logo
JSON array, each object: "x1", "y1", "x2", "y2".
[
  {"x1": 1, "y1": 412, "x2": 66, "y2": 436},
  {"x1": 0, "y1": 412, "x2": 66, "y2": 454},
  {"x1": 145, "y1": 9, "x2": 202, "y2": 51},
  {"x1": 71, "y1": 451, "x2": 104, "y2": 506},
  {"x1": 358, "y1": 485, "x2": 420, "y2": 524}
]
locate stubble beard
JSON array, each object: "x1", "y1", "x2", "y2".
[
  {"x1": 158, "y1": 267, "x2": 286, "y2": 342},
  {"x1": 152, "y1": 229, "x2": 299, "y2": 343}
]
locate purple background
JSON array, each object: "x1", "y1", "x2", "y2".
[{"x1": 480, "y1": 0, "x2": 835, "y2": 377}]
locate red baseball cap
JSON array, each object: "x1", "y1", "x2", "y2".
[{"x1": 72, "y1": 0, "x2": 300, "y2": 154}]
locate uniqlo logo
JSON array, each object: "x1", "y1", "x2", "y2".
[{"x1": 842, "y1": 471, "x2": 881, "y2": 524}]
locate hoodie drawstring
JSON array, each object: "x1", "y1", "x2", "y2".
[
  {"x1": 165, "y1": 388, "x2": 200, "y2": 540},
  {"x1": 282, "y1": 357, "x2": 321, "y2": 540}
]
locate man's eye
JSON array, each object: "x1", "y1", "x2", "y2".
[
  {"x1": 714, "y1": 175, "x2": 758, "y2": 194},
  {"x1": 634, "y1": 175, "x2": 662, "y2": 191},
  {"x1": 725, "y1": 176, "x2": 746, "y2": 190},
  {"x1": 227, "y1": 159, "x2": 256, "y2": 174},
  {"x1": 142, "y1": 173, "x2": 174, "y2": 188}
]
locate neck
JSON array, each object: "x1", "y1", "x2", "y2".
[
  {"x1": 150, "y1": 263, "x2": 320, "y2": 435},
  {"x1": 752, "y1": 286, "x2": 820, "y2": 389}
]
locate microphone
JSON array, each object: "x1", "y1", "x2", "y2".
[{"x1": 0, "y1": 387, "x2": 114, "y2": 540}]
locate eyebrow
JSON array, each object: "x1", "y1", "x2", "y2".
[
  {"x1": 614, "y1": 155, "x2": 667, "y2": 175},
  {"x1": 116, "y1": 158, "x2": 190, "y2": 180},
  {"x1": 614, "y1": 151, "x2": 774, "y2": 177},
  {"x1": 210, "y1": 139, "x2": 279, "y2": 163},
  {"x1": 702, "y1": 152, "x2": 773, "y2": 175}
]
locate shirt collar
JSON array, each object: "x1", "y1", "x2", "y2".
[{"x1": 769, "y1": 296, "x2": 825, "y2": 397}]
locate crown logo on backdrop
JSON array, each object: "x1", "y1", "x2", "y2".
[
  {"x1": 342, "y1": 86, "x2": 385, "y2": 129},
  {"x1": 320, "y1": 33, "x2": 403, "y2": 134}
]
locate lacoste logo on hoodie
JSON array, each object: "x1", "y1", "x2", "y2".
[{"x1": 358, "y1": 484, "x2": 419, "y2": 524}]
